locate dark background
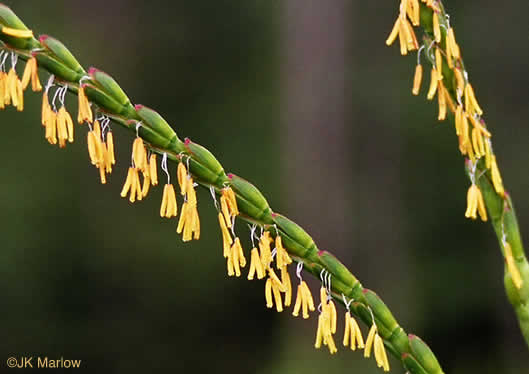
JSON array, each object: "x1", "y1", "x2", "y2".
[{"x1": 0, "y1": 1, "x2": 527, "y2": 373}]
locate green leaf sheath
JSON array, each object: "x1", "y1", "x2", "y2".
[
  {"x1": 418, "y1": 2, "x2": 529, "y2": 346},
  {"x1": 12, "y1": 2, "x2": 529, "y2": 372}
]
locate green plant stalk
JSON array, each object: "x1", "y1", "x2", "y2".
[{"x1": 415, "y1": 2, "x2": 529, "y2": 346}]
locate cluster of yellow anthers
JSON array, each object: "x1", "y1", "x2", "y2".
[
  {"x1": 1, "y1": 28, "x2": 199, "y2": 243},
  {"x1": 385, "y1": 0, "x2": 505, "y2": 224},
  {"x1": 218, "y1": 190, "x2": 389, "y2": 370}
]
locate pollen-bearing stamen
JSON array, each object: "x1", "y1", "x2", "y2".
[{"x1": 176, "y1": 160, "x2": 200, "y2": 241}]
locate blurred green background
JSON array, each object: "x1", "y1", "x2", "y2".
[{"x1": 0, "y1": 0, "x2": 527, "y2": 373}]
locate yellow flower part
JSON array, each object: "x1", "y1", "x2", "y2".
[
  {"x1": 160, "y1": 184, "x2": 178, "y2": 218},
  {"x1": 454, "y1": 68, "x2": 465, "y2": 94},
  {"x1": 454, "y1": 105, "x2": 463, "y2": 136},
  {"x1": 504, "y1": 241, "x2": 523, "y2": 290},
  {"x1": 292, "y1": 281, "x2": 315, "y2": 319},
  {"x1": 56, "y1": 106, "x2": 74, "y2": 148},
  {"x1": 1, "y1": 26, "x2": 33, "y2": 38},
  {"x1": 426, "y1": 67, "x2": 438, "y2": 100},
  {"x1": 41, "y1": 92, "x2": 50, "y2": 126},
  {"x1": 406, "y1": 0, "x2": 420, "y2": 26},
  {"x1": 403, "y1": 18, "x2": 418, "y2": 52},
  {"x1": 385, "y1": 18, "x2": 400, "y2": 46},
  {"x1": 77, "y1": 85, "x2": 93, "y2": 124},
  {"x1": 275, "y1": 235, "x2": 292, "y2": 270},
  {"x1": 21, "y1": 57, "x2": 42, "y2": 92},
  {"x1": 0, "y1": 71, "x2": 7, "y2": 109},
  {"x1": 281, "y1": 266, "x2": 292, "y2": 307},
  {"x1": 412, "y1": 64, "x2": 422, "y2": 96},
  {"x1": 435, "y1": 48, "x2": 443, "y2": 81},
  {"x1": 45, "y1": 110, "x2": 57, "y2": 145},
  {"x1": 218, "y1": 212, "x2": 233, "y2": 258},
  {"x1": 106, "y1": 131, "x2": 116, "y2": 166},
  {"x1": 259, "y1": 231, "x2": 273, "y2": 270},
  {"x1": 374, "y1": 334, "x2": 390, "y2": 372},
  {"x1": 490, "y1": 155, "x2": 505, "y2": 196},
  {"x1": 265, "y1": 270, "x2": 285, "y2": 312},
  {"x1": 447, "y1": 27, "x2": 460, "y2": 60},
  {"x1": 220, "y1": 195, "x2": 232, "y2": 229},
  {"x1": 433, "y1": 12, "x2": 441, "y2": 43},
  {"x1": 445, "y1": 89, "x2": 456, "y2": 114},
  {"x1": 396, "y1": 18, "x2": 408, "y2": 55},
  {"x1": 7, "y1": 68, "x2": 23, "y2": 111},
  {"x1": 120, "y1": 167, "x2": 142, "y2": 203},
  {"x1": 465, "y1": 184, "x2": 487, "y2": 221},
  {"x1": 364, "y1": 324, "x2": 377, "y2": 358},
  {"x1": 141, "y1": 174, "x2": 150, "y2": 197},
  {"x1": 248, "y1": 247, "x2": 266, "y2": 280},
  {"x1": 484, "y1": 139, "x2": 492, "y2": 169},
  {"x1": 149, "y1": 154, "x2": 158, "y2": 186},
  {"x1": 343, "y1": 311, "x2": 365, "y2": 351},
  {"x1": 464, "y1": 83, "x2": 483, "y2": 116},
  {"x1": 468, "y1": 114, "x2": 491, "y2": 138},
  {"x1": 177, "y1": 162, "x2": 188, "y2": 196},
  {"x1": 229, "y1": 237, "x2": 246, "y2": 277},
  {"x1": 222, "y1": 187, "x2": 239, "y2": 216},
  {"x1": 132, "y1": 137, "x2": 146, "y2": 171},
  {"x1": 471, "y1": 127, "x2": 485, "y2": 158},
  {"x1": 177, "y1": 175, "x2": 200, "y2": 241},
  {"x1": 56, "y1": 106, "x2": 69, "y2": 148},
  {"x1": 315, "y1": 287, "x2": 338, "y2": 354},
  {"x1": 437, "y1": 81, "x2": 447, "y2": 121}
]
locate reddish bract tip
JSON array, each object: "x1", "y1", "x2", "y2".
[
  {"x1": 38, "y1": 34, "x2": 49, "y2": 43},
  {"x1": 80, "y1": 83, "x2": 88, "y2": 89},
  {"x1": 271, "y1": 212, "x2": 278, "y2": 218},
  {"x1": 31, "y1": 51, "x2": 38, "y2": 57},
  {"x1": 88, "y1": 67, "x2": 99, "y2": 75},
  {"x1": 227, "y1": 173, "x2": 234, "y2": 179},
  {"x1": 184, "y1": 138, "x2": 191, "y2": 145},
  {"x1": 134, "y1": 104, "x2": 144, "y2": 111},
  {"x1": 408, "y1": 334, "x2": 416, "y2": 340},
  {"x1": 402, "y1": 353, "x2": 409, "y2": 359},
  {"x1": 362, "y1": 289, "x2": 369, "y2": 294}
]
